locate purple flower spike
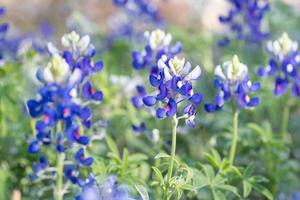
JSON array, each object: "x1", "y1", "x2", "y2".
[{"x1": 206, "y1": 55, "x2": 260, "y2": 112}]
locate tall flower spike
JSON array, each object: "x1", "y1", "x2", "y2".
[
  {"x1": 218, "y1": 0, "x2": 270, "y2": 46},
  {"x1": 205, "y1": 55, "x2": 260, "y2": 112},
  {"x1": 257, "y1": 33, "x2": 300, "y2": 97},
  {"x1": 139, "y1": 54, "x2": 203, "y2": 127},
  {"x1": 26, "y1": 31, "x2": 104, "y2": 199}
]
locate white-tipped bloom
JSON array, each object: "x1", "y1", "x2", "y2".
[
  {"x1": 145, "y1": 29, "x2": 172, "y2": 50},
  {"x1": 267, "y1": 33, "x2": 298, "y2": 61},
  {"x1": 41, "y1": 54, "x2": 70, "y2": 83},
  {"x1": 215, "y1": 55, "x2": 248, "y2": 83},
  {"x1": 61, "y1": 31, "x2": 91, "y2": 52},
  {"x1": 158, "y1": 55, "x2": 201, "y2": 81}
]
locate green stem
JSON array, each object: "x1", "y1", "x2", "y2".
[
  {"x1": 55, "y1": 121, "x2": 64, "y2": 200},
  {"x1": 281, "y1": 104, "x2": 290, "y2": 140},
  {"x1": 229, "y1": 110, "x2": 239, "y2": 165},
  {"x1": 164, "y1": 115, "x2": 178, "y2": 200},
  {"x1": 56, "y1": 153, "x2": 64, "y2": 200}
]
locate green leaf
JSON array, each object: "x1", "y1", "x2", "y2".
[
  {"x1": 152, "y1": 167, "x2": 164, "y2": 184},
  {"x1": 178, "y1": 184, "x2": 195, "y2": 191},
  {"x1": 251, "y1": 182, "x2": 273, "y2": 200},
  {"x1": 128, "y1": 153, "x2": 148, "y2": 163},
  {"x1": 154, "y1": 152, "x2": 170, "y2": 160},
  {"x1": 105, "y1": 135, "x2": 119, "y2": 156},
  {"x1": 243, "y1": 180, "x2": 252, "y2": 198},
  {"x1": 243, "y1": 163, "x2": 254, "y2": 177},
  {"x1": 216, "y1": 184, "x2": 240, "y2": 197},
  {"x1": 135, "y1": 185, "x2": 149, "y2": 200}
]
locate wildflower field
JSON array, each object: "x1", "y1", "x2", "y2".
[{"x1": 1, "y1": 0, "x2": 300, "y2": 199}]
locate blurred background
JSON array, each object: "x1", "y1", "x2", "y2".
[{"x1": 1, "y1": 0, "x2": 300, "y2": 200}]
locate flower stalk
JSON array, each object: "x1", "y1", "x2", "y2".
[
  {"x1": 165, "y1": 115, "x2": 178, "y2": 200},
  {"x1": 229, "y1": 109, "x2": 239, "y2": 165},
  {"x1": 56, "y1": 153, "x2": 64, "y2": 200},
  {"x1": 281, "y1": 103, "x2": 290, "y2": 140}
]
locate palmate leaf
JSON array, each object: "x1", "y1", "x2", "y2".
[
  {"x1": 241, "y1": 163, "x2": 273, "y2": 200},
  {"x1": 194, "y1": 165, "x2": 240, "y2": 200}
]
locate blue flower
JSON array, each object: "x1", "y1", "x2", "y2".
[
  {"x1": 219, "y1": 0, "x2": 270, "y2": 46},
  {"x1": 133, "y1": 52, "x2": 203, "y2": 127},
  {"x1": 27, "y1": 31, "x2": 103, "y2": 192},
  {"x1": 132, "y1": 29, "x2": 182, "y2": 70},
  {"x1": 257, "y1": 33, "x2": 300, "y2": 97},
  {"x1": 131, "y1": 122, "x2": 147, "y2": 134},
  {"x1": 76, "y1": 175, "x2": 135, "y2": 200},
  {"x1": 29, "y1": 157, "x2": 49, "y2": 181},
  {"x1": 205, "y1": 55, "x2": 260, "y2": 112},
  {"x1": 75, "y1": 148, "x2": 94, "y2": 167}
]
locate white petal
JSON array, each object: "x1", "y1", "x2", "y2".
[
  {"x1": 61, "y1": 35, "x2": 70, "y2": 47},
  {"x1": 214, "y1": 65, "x2": 226, "y2": 80},
  {"x1": 47, "y1": 42, "x2": 59, "y2": 55},
  {"x1": 163, "y1": 33, "x2": 172, "y2": 46},
  {"x1": 69, "y1": 68, "x2": 82, "y2": 86},
  {"x1": 164, "y1": 67, "x2": 172, "y2": 81},
  {"x1": 180, "y1": 62, "x2": 192, "y2": 76},
  {"x1": 158, "y1": 58, "x2": 167, "y2": 69},
  {"x1": 186, "y1": 65, "x2": 201, "y2": 80},
  {"x1": 43, "y1": 66, "x2": 54, "y2": 83},
  {"x1": 78, "y1": 35, "x2": 90, "y2": 52}
]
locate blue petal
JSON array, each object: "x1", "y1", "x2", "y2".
[
  {"x1": 93, "y1": 61, "x2": 104, "y2": 72},
  {"x1": 156, "y1": 108, "x2": 166, "y2": 119},
  {"x1": 189, "y1": 93, "x2": 203, "y2": 105},
  {"x1": 274, "y1": 78, "x2": 289, "y2": 96},
  {"x1": 247, "y1": 97, "x2": 260, "y2": 107},
  {"x1": 166, "y1": 98, "x2": 177, "y2": 117},
  {"x1": 142, "y1": 96, "x2": 157, "y2": 106},
  {"x1": 250, "y1": 82, "x2": 260, "y2": 92},
  {"x1": 204, "y1": 104, "x2": 217, "y2": 113},
  {"x1": 28, "y1": 140, "x2": 41, "y2": 154}
]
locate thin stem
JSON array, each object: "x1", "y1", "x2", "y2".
[
  {"x1": 229, "y1": 110, "x2": 239, "y2": 165},
  {"x1": 164, "y1": 115, "x2": 178, "y2": 200},
  {"x1": 56, "y1": 153, "x2": 64, "y2": 200},
  {"x1": 281, "y1": 104, "x2": 290, "y2": 140},
  {"x1": 55, "y1": 121, "x2": 64, "y2": 200}
]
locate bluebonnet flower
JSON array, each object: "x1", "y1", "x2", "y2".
[
  {"x1": 134, "y1": 53, "x2": 202, "y2": 127},
  {"x1": 76, "y1": 175, "x2": 135, "y2": 200},
  {"x1": 26, "y1": 31, "x2": 103, "y2": 197},
  {"x1": 257, "y1": 33, "x2": 300, "y2": 97},
  {"x1": 218, "y1": 0, "x2": 270, "y2": 46},
  {"x1": 205, "y1": 55, "x2": 260, "y2": 112},
  {"x1": 132, "y1": 29, "x2": 182, "y2": 70}
]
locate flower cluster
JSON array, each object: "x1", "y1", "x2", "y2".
[
  {"x1": 76, "y1": 175, "x2": 135, "y2": 200},
  {"x1": 27, "y1": 31, "x2": 103, "y2": 193},
  {"x1": 218, "y1": 0, "x2": 270, "y2": 46},
  {"x1": 132, "y1": 29, "x2": 182, "y2": 70},
  {"x1": 257, "y1": 33, "x2": 300, "y2": 96},
  {"x1": 0, "y1": 6, "x2": 9, "y2": 64},
  {"x1": 133, "y1": 53, "x2": 202, "y2": 127},
  {"x1": 205, "y1": 55, "x2": 260, "y2": 112},
  {"x1": 107, "y1": 0, "x2": 163, "y2": 47}
]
